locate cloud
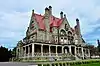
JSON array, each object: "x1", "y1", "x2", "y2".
[
  {"x1": 0, "y1": 0, "x2": 100, "y2": 48},
  {"x1": 0, "y1": 11, "x2": 31, "y2": 48}
]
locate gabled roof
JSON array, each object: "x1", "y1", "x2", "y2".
[
  {"x1": 50, "y1": 16, "x2": 63, "y2": 27},
  {"x1": 33, "y1": 13, "x2": 63, "y2": 31},
  {"x1": 34, "y1": 14, "x2": 45, "y2": 30}
]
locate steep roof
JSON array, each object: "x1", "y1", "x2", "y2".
[
  {"x1": 34, "y1": 14, "x2": 45, "y2": 30},
  {"x1": 50, "y1": 16, "x2": 63, "y2": 27},
  {"x1": 33, "y1": 13, "x2": 63, "y2": 31}
]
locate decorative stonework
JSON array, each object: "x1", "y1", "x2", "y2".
[{"x1": 16, "y1": 6, "x2": 90, "y2": 61}]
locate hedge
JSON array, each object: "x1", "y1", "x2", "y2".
[{"x1": 38, "y1": 60, "x2": 100, "y2": 66}]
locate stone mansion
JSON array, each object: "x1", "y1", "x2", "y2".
[{"x1": 16, "y1": 6, "x2": 90, "y2": 61}]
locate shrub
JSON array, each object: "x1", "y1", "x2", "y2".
[
  {"x1": 52, "y1": 63, "x2": 55, "y2": 66},
  {"x1": 38, "y1": 64, "x2": 42, "y2": 66},
  {"x1": 63, "y1": 63, "x2": 65, "y2": 66},
  {"x1": 59, "y1": 63, "x2": 62, "y2": 66},
  {"x1": 47, "y1": 64, "x2": 50, "y2": 66},
  {"x1": 55, "y1": 63, "x2": 58, "y2": 66},
  {"x1": 43, "y1": 64, "x2": 47, "y2": 66}
]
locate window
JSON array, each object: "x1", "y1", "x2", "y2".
[
  {"x1": 30, "y1": 21, "x2": 34, "y2": 29},
  {"x1": 65, "y1": 24, "x2": 68, "y2": 31},
  {"x1": 64, "y1": 38, "x2": 67, "y2": 39},
  {"x1": 61, "y1": 37, "x2": 63, "y2": 39},
  {"x1": 60, "y1": 29, "x2": 66, "y2": 35}
]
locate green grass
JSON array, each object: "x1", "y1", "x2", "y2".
[{"x1": 73, "y1": 63, "x2": 100, "y2": 66}]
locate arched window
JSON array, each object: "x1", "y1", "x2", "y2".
[
  {"x1": 68, "y1": 31, "x2": 72, "y2": 35},
  {"x1": 60, "y1": 29, "x2": 66, "y2": 36},
  {"x1": 68, "y1": 31, "x2": 72, "y2": 40}
]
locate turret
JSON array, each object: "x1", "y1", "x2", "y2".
[
  {"x1": 32, "y1": 9, "x2": 34, "y2": 16},
  {"x1": 76, "y1": 18, "x2": 81, "y2": 35}
]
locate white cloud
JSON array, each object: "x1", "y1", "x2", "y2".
[{"x1": 0, "y1": 0, "x2": 100, "y2": 48}]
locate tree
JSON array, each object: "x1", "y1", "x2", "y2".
[
  {"x1": 12, "y1": 47, "x2": 16, "y2": 57},
  {"x1": 0, "y1": 46, "x2": 12, "y2": 62}
]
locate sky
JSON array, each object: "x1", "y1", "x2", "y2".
[{"x1": 0, "y1": 0, "x2": 100, "y2": 49}]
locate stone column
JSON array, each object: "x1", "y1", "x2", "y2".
[
  {"x1": 41, "y1": 44, "x2": 43, "y2": 56},
  {"x1": 81, "y1": 47, "x2": 84, "y2": 59},
  {"x1": 75, "y1": 46, "x2": 76, "y2": 56},
  {"x1": 88, "y1": 49, "x2": 90, "y2": 57},
  {"x1": 21, "y1": 47, "x2": 23, "y2": 57},
  {"x1": 28, "y1": 45, "x2": 30, "y2": 57},
  {"x1": 62, "y1": 46, "x2": 64, "y2": 54},
  {"x1": 56, "y1": 46, "x2": 57, "y2": 56},
  {"x1": 25, "y1": 46, "x2": 26, "y2": 57},
  {"x1": 85, "y1": 49, "x2": 86, "y2": 54},
  {"x1": 69, "y1": 45, "x2": 71, "y2": 54},
  {"x1": 26, "y1": 46, "x2": 28, "y2": 57},
  {"x1": 32, "y1": 44, "x2": 34, "y2": 57}
]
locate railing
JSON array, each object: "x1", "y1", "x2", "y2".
[
  {"x1": 58, "y1": 53, "x2": 63, "y2": 56},
  {"x1": 51, "y1": 53, "x2": 56, "y2": 56},
  {"x1": 22, "y1": 53, "x2": 76, "y2": 58},
  {"x1": 43, "y1": 53, "x2": 49, "y2": 56},
  {"x1": 76, "y1": 53, "x2": 83, "y2": 59},
  {"x1": 29, "y1": 53, "x2": 32, "y2": 57},
  {"x1": 34, "y1": 53, "x2": 41, "y2": 56}
]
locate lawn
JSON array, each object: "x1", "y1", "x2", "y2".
[
  {"x1": 72, "y1": 63, "x2": 100, "y2": 66},
  {"x1": 37, "y1": 59, "x2": 100, "y2": 66}
]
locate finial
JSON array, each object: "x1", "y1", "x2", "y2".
[
  {"x1": 60, "y1": 11, "x2": 63, "y2": 14},
  {"x1": 49, "y1": 6, "x2": 52, "y2": 8},
  {"x1": 45, "y1": 7, "x2": 49, "y2": 11},
  {"x1": 64, "y1": 14, "x2": 66, "y2": 18},
  {"x1": 76, "y1": 18, "x2": 79, "y2": 22}
]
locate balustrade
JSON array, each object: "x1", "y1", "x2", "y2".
[
  {"x1": 22, "y1": 53, "x2": 76, "y2": 58},
  {"x1": 43, "y1": 53, "x2": 49, "y2": 56},
  {"x1": 51, "y1": 53, "x2": 56, "y2": 56},
  {"x1": 34, "y1": 53, "x2": 42, "y2": 56}
]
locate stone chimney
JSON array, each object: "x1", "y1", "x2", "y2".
[
  {"x1": 60, "y1": 11, "x2": 63, "y2": 18},
  {"x1": 45, "y1": 7, "x2": 49, "y2": 17},
  {"x1": 49, "y1": 6, "x2": 52, "y2": 15}
]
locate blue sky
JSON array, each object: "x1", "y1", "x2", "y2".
[{"x1": 0, "y1": 0, "x2": 100, "y2": 49}]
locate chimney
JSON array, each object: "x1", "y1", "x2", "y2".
[
  {"x1": 45, "y1": 7, "x2": 49, "y2": 17},
  {"x1": 64, "y1": 14, "x2": 66, "y2": 18},
  {"x1": 60, "y1": 11, "x2": 63, "y2": 18},
  {"x1": 49, "y1": 6, "x2": 52, "y2": 15}
]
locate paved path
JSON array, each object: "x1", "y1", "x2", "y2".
[{"x1": 0, "y1": 62, "x2": 38, "y2": 66}]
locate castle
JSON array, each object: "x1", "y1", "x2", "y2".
[{"x1": 16, "y1": 6, "x2": 90, "y2": 61}]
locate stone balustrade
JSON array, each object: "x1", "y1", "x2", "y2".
[
  {"x1": 34, "y1": 53, "x2": 41, "y2": 56},
  {"x1": 51, "y1": 53, "x2": 56, "y2": 56},
  {"x1": 43, "y1": 53, "x2": 49, "y2": 56}
]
